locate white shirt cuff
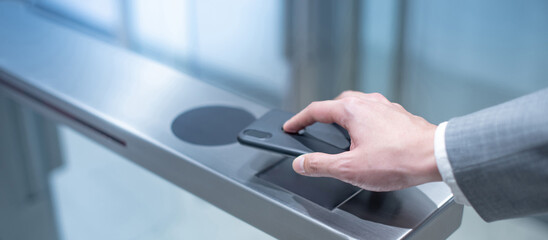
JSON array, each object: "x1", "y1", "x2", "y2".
[{"x1": 435, "y1": 121, "x2": 471, "y2": 206}]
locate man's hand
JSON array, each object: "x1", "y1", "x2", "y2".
[{"x1": 283, "y1": 91, "x2": 442, "y2": 191}]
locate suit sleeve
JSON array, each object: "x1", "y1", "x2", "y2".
[{"x1": 445, "y1": 88, "x2": 548, "y2": 222}]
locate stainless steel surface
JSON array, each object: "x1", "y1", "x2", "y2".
[
  {"x1": 0, "y1": 2, "x2": 462, "y2": 239},
  {"x1": 257, "y1": 158, "x2": 361, "y2": 210}
]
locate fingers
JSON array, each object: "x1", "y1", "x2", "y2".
[
  {"x1": 284, "y1": 91, "x2": 391, "y2": 133},
  {"x1": 335, "y1": 90, "x2": 361, "y2": 100},
  {"x1": 293, "y1": 152, "x2": 350, "y2": 177},
  {"x1": 283, "y1": 100, "x2": 347, "y2": 133},
  {"x1": 336, "y1": 90, "x2": 390, "y2": 104}
]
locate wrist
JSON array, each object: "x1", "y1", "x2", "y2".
[{"x1": 414, "y1": 123, "x2": 442, "y2": 183}]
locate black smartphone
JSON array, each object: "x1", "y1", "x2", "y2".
[{"x1": 237, "y1": 109, "x2": 351, "y2": 156}]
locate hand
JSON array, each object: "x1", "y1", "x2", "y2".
[{"x1": 283, "y1": 91, "x2": 442, "y2": 191}]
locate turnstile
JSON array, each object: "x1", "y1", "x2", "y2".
[{"x1": 0, "y1": 2, "x2": 462, "y2": 239}]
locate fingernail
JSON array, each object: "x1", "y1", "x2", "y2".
[{"x1": 293, "y1": 155, "x2": 305, "y2": 174}]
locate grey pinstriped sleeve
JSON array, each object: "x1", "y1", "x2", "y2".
[{"x1": 445, "y1": 88, "x2": 548, "y2": 222}]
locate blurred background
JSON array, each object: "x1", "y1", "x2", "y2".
[{"x1": 1, "y1": 0, "x2": 548, "y2": 239}]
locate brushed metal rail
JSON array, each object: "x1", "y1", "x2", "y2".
[{"x1": 0, "y1": 2, "x2": 462, "y2": 239}]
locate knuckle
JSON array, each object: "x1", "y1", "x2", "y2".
[
  {"x1": 392, "y1": 102, "x2": 404, "y2": 109},
  {"x1": 370, "y1": 92, "x2": 387, "y2": 100},
  {"x1": 332, "y1": 154, "x2": 357, "y2": 182},
  {"x1": 341, "y1": 96, "x2": 360, "y2": 105},
  {"x1": 335, "y1": 161, "x2": 352, "y2": 179},
  {"x1": 305, "y1": 156, "x2": 320, "y2": 173},
  {"x1": 338, "y1": 100, "x2": 354, "y2": 121},
  {"x1": 340, "y1": 96, "x2": 364, "y2": 112},
  {"x1": 370, "y1": 92, "x2": 383, "y2": 97},
  {"x1": 308, "y1": 101, "x2": 321, "y2": 109},
  {"x1": 309, "y1": 101, "x2": 328, "y2": 116},
  {"x1": 305, "y1": 101, "x2": 320, "y2": 114},
  {"x1": 338, "y1": 97, "x2": 363, "y2": 124},
  {"x1": 340, "y1": 90, "x2": 356, "y2": 98}
]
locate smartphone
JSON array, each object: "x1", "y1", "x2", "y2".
[{"x1": 237, "y1": 109, "x2": 350, "y2": 156}]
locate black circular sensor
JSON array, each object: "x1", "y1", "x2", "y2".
[{"x1": 171, "y1": 106, "x2": 256, "y2": 146}]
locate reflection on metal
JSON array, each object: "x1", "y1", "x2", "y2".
[{"x1": 0, "y1": 2, "x2": 462, "y2": 239}]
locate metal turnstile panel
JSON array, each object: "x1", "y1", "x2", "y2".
[{"x1": 0, "y1": 2, "x2": 462, "y2": 239}]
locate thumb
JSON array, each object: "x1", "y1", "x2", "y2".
[{"x1": 292, "y1": 152, "x2": 340, "y2": 177}]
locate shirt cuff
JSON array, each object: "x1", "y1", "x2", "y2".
[{"x1": 435, "y1": 121, "x2": 471, "y2": 206}]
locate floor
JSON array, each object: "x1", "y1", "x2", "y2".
[
  {"x1": 50, "y1": 126, "x2": 274, "y2": 240},
  {"x1": 49, "y1": 126, "x2": 548, "y2": 239}
]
